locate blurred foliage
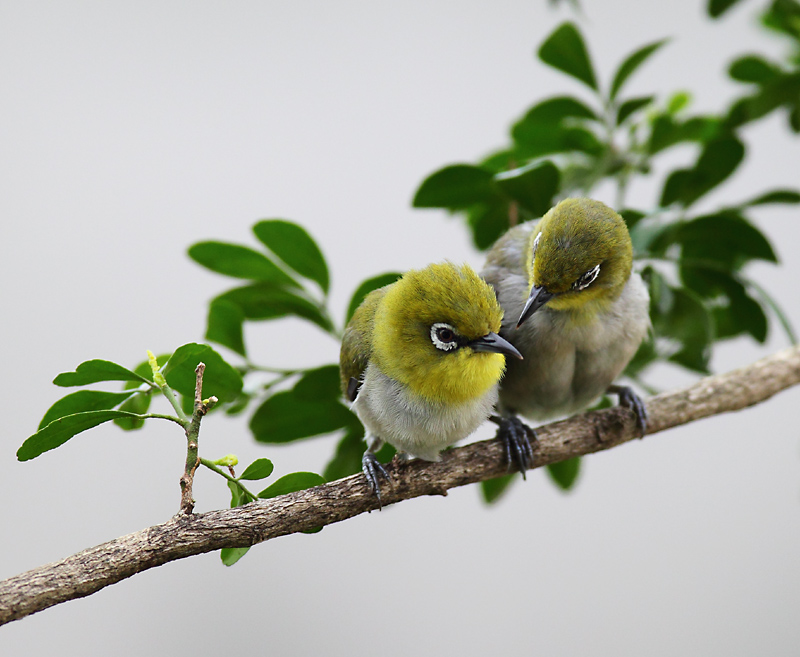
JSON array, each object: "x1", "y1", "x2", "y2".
[
  {"x1": 414, "y1": 10, "x2": 798, "y2": 387},
  {"x1": 20, "y1": 0, "x2": 800, "y2": 545},
  {"x1": 410, "y1": 7, "x2": 800, "y2": 500}
]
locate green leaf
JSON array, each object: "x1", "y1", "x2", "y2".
[
  {"x1": 667, "y1": 91, "x2": 691, "y2": 114},
  {"x1": 726, "y1": 73, "x2": 800, "y2": 127},
  {"x1": 205, "y1": 298, "x2": 246, "y2": 357},
  {"x1": 346, "y1": 273, "x2": 402, "y2": 323},
  {"x1": 227, "y1": 479, "x2": 243, "y2": 508},
  {"x1": 658, "y1": 287, "x2": 713, "y2": 373},
  {"x1": 250, "y1": 389, "x2": 357, "y2": 444},
  {"x1": 215, "y1": 283, "x2": 333, "y2": 333},
  {"x1": 467, "y1": 202, "x2": 510, "y2": 251},
  {"x1": 514, "y1": 125, "x2": 603, "y2": 159},
  {"x1": 790, "y1": 106, "x2": 800, "y2": 133},
  {"x1": 412, "y1": 164, "x2": 498, "y2": 209},
  {"x1": 252, "y1": 220, "x2": 330, "y2": 293},
  {"x1": 221, "y1": 547, "x2": 251, "y2": 567},
  {"x1": 481, "y1": 474, "x2": 517, "y2": 503},
  {"x1": 188, "y1": 241, "x2": 299, "y2": 288},
  {"x1": 53, "y1": 360, "x2": 149, "y2": 388},
  {"x1": 224, "y1": 391, "x2": 253, "y2": 416},
  {"x1": 512, "y1": 98, "x2": 603, "y2": 158},
  {"x1": 762, "y1": 0, "x2": 800, "y2": 38},
  {"x1": 38, "y1": 390, "x2": 136, "y2": 430},
  {"x1": 660, "y1": 135, "x2": 745, "y2": 207},
  {"x1": 515, "y1": 96, "x2": 598, "y2": 123},
  {"x1": 162, "y1": 343, "x2": 244, "y2": 403},
  {"x1": 677, "y1": 212, "x2": 777, "y2": 268},
  {"x1": 239, "y1": 458, "x2": 275, "y2": 481},
  {"x1": 616, "y1": 96, "x2": 655, "y2": 125},
  {"x1": 493, "y1": 161, "x2": 560, "y2": 217},
  {"x1": 294, "y1": 365, "x2": 342, "y2": 401},
  {"x1": 18, "y1": 410, "x2": 141, "y2": 461},
  {"x1": 708, "y1": 0, "x2": 745, "y2": 18},
  {"x1": 729, "y1": 55, "x2": 781, "y2": 83},
  {"x1": 678, "y1": 265, "x2": 769, "y2": 343},
  {"x1": 713, "y1": 284, "x2": 769, "y2": 343},
  {"x1": 538, "y1": 22, "x2": 598, "y2": 90},
  {"x1": 114, "y1": 391, "x2": 153, "y2": 430},
  {"x1": 610, "y1": 39, "x2": 668, "y2": 101},
  {"x1": 642, "y1": 267, "x2": 712, "y2": 373},
  {"x1": 480, "y1": 148, "x2": 525, "y2": 173},
  {"x1": 742, "y1": 189, "x2": 800, "y2": 206},
  {"x1": 323, "y1": 426, "x2": 366, "y2": 481},
  {"x1": 647, "y1": 115, "x2": 720, "y2": 154},
  {"x1": 258, "y1": 472, "x2": 326, "y2": 498},
  {"x1": 546, "y1": 457, "x2": 581, "y2": 490}
]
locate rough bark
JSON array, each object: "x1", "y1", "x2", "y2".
[{"x1": 1, "y1": 345, "x2": 799, "y2": 626}]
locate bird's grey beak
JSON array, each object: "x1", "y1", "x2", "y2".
[
  {"x1": 517, "y1": 285, "x2": 554, "y2": 328},
  {"x1": 469, "y1": 332, "x2": 523, "y2": 360}
]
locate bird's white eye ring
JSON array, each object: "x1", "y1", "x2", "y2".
[
  {"x1": 430, "y1": 323, "x2": 459, "y2": 351},
  {"x1": 532, "y1": 232, "x2": 541, "y2": 260},
  {"x1": 575, "y1": 264, "x2": 600, "y2": 290}
]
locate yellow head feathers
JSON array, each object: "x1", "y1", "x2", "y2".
[
  {"x1": 371, "y1": 262, "x2": 509, "y2": 404},
  {"x1": 525, "y1": 198, "x2": 633, "y2": 315}
]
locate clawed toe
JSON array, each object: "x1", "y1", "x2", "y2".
[
  {"x1": 362, "y1": 452, "x2": 390, "y2": 509},
  {"x1": 610, "y1": 385, "x2": 648, "y2": 437},
  {"x1": 491, "y1": 415, "x2": 538, "y2": 478}
]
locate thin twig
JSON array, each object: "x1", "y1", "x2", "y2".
[
  {"x1": 200, "y1": 458, "x2": 258, "y2": 503},
  {"x1": 179, "y1": 363, "x2": 217, "y2": 514}
]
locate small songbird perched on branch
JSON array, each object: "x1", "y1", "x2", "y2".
[
  {"x1": 340, "y1": 262, "x2": 522, "y2": 506},
  {"x1": 482, "y1": 198, "x2": 650, "y2": 473}
]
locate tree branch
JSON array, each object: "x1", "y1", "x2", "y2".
[{"x1": 2, "y1": 345, "x2": 799, "y2": 626}]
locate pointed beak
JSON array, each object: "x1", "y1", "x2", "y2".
[
  {"x1": 469, "y1": 331, "x2": 523, "y2": 360},
  {"x1": 517, "y1": 285, "x2": 554, "y2": 328}
]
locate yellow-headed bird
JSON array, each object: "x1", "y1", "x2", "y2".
[
  {"x1": 341, "y1": 262, "x2": 522, "y2": 505},
  {"x1": 482, "y1": 198, "x2": 650, "y2": 472}
]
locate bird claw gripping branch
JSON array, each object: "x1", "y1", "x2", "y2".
[
  {"x1": 491, "y1": 415, "x2": 538, "y2": 477},
  {"x1": 362, "y1": 451, "x2": 390, "y2": 509},
  {"x1": 608, "y1": 384, "x2": 648, "y2": 438}
]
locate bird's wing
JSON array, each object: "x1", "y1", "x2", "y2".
[{"x1": 339, "y1": 287, "x2": 387, "y2": 401}]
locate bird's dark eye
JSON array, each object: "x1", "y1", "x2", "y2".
[
  {"x1": 574, "y1": 264, "x2": 600, "y2": 291},
  {"x1": 437, "y1": 327, "x2": 454, "y2": 342},
  {"x1": 430, "y1": 323, "x2": 459, "y2": 351}
]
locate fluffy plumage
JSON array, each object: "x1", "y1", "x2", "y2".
[
  {"x1": 482, "y1": 198, "x2": 650, "y2": 467},
  {"x1": 340, "y1": 262, "x2": 521, "y2": 504}
]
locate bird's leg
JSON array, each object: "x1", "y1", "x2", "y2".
[
  {"x1": 362, "y1": 435, "x2": 390, "y2": 509},
  {"x1": 489, "y1": 414, "x2": 538, "y2": 478},
  {"x1": 607, "y1": 384, "x2": 648, "y2": 437}
]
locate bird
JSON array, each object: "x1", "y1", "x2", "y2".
[
  {"x1": 340, "y1": 261, "x2": 523, "y2": 506},
  {"x1": 481, "y1": 197, "x2": 651, "y2": 473}
]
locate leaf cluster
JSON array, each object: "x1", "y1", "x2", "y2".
[
  {"x1": 411, "y1": 13, "x2": 799, "y2": 498},
  {"x1": 18, "y1": 4, "x2": 800, "y2": 538}
]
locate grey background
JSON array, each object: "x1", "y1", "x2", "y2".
[{"x1": 1, "y1": 1, "x2": 799, "y2": 655}]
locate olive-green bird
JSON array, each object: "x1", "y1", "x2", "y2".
[
  {"x1": 340, "y1": 262, "x2": 522, "y2": 505},
  {"x1": 482, "y1": 198, "x2": 650, "y2": 472}
]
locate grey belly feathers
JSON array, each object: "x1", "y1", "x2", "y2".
[
  {"x1": 352, "y1": 363, "x2": 499, "y2": 462},
  {"x1": 482, "y1": 222, "x2": 650, "y2": 421}
]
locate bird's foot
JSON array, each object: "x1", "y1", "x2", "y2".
[
  {"x1": 490, "y1": 415, "x2": 538, "y2": 478},
  {"x1": 609, "y1": 385, "x2": 648, "y2": 437},
  {"x1": 362, "y1": 452, "x2": 390, "y2": 510}
]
